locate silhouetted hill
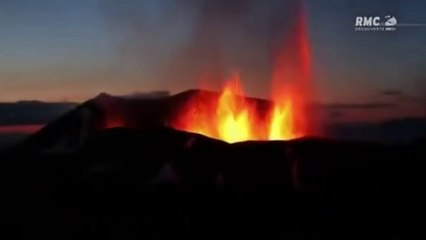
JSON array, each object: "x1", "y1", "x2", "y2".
[{"x1": 21, "y1": 90, "x2": 274, "y2": 152}]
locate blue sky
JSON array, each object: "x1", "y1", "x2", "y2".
[
  {"x1": 0, "y1": 0, "x2": 113, "y2": 101},
  {"x1": 307, "y1": 0, "x2": 426, "y2": 102},
  {"x1": 1, "y1": 0, "x2": 426, "y2": 122}
]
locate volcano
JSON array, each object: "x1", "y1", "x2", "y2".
[
  {"x1": 20, "y1": 89, "x2": 275, "y2": 152},
  {"x1": 173, "y1": 6, "x2": 314, "y2": 143},
  {"x1": 1, "y1": 90, "x2": 426, "y2": 239},
  {"x1": 20, "y1": 5, "x2": 316, "y2": 147},
  {"x1": 2, "y1": 114, "x2": 426, "y2": 239}
]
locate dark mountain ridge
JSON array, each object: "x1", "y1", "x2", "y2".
[{"x1": 21, "y1": 89, "x2": 273, "y2": 152}]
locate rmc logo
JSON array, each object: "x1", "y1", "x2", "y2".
[
  {"x1": 355, "y1": 16, "x2": 381, "y2": 26},
  {"x1": 354, "y1": 16, "x2": 397, "y2": 31}
]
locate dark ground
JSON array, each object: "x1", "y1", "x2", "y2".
[
  {"x1": 1, "y1": 126, "x2": 425, "y2": 240},
  {"x1": 0, "y1": 133, "x2": 29, "y2": 151}
]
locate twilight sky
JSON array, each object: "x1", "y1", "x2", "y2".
[{"x1": 0, "y1": 0, "x2": 426, "y2": 120}]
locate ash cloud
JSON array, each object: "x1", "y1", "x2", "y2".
[
  {"x1": 99, "y1": 0, "x2": 302, "y2": 96},
  {"x1": 120, "y1": 91, "x2": 170, "y2": 99}
]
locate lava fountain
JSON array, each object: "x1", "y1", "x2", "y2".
[{"x1": 172, "y1": 9, "x2": 313, "y2": 143}]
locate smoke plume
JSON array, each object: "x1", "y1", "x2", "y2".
[{"x1": 100, "y1": 0, "x2": 303, "y2": 98}]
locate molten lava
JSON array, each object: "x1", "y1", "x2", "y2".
[
  {"x1": 173, "y1": 71, "x2": 306, "y2": 143},
  {"x1": 216, "y1": 74, "x2": 253, "y2": 143},
  {"x1": 172, "y1": 9, "x2": 313, "y2": 143}
]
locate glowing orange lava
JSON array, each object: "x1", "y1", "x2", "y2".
[
  {"x1": 216, "y1": 74, "x2": 253, "y2": 143},
  {"x1": 172, "y1": 9, "x2": 312, "y2": 143},
  {"x1": 173, "y1": 70, "x2": 306, "y2": 143}
]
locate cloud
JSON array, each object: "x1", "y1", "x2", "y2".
[
  {"x1": 324, "y1": 102, "x2": 397, "y2": 110},
  {"x1": 379, "y1": 89, "x2": 403, "y2": 96},
  {"x1": 119, "y1": 91, "x2": 170, "y2": 99}
]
